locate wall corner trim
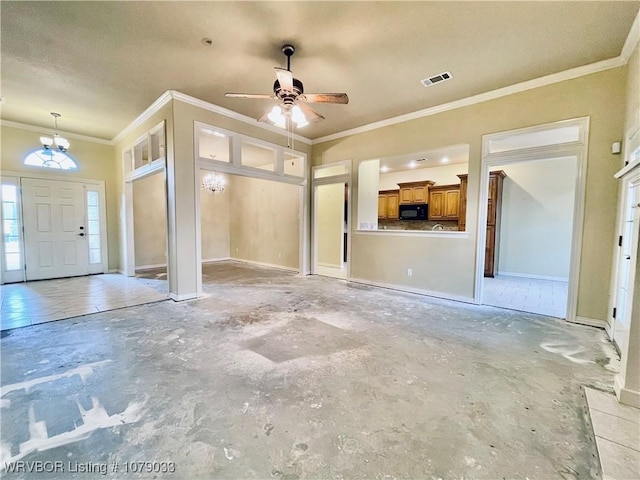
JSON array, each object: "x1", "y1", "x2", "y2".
[
  {"x1": 621, "y1": 8, "x2": 640, "y2": 63},
  {"x1": 571, "y1": 316, "x2": 609, "y2": 330},
  {"x1": 311, "y1": 57, "x2": 625, "y2": 145},
  {"x1": 169, "y1": 292, "x2": 198, "y2": 302},
  {"x1": 171, "y1": 91, "x2": 312, "y2": 145},
  {"x1": 614, "y1": 375, "x2": 640, "y2": 408},
  {"x1": 348, "y1": 276, "x2": 475, "y2": 304},
  {"x1": 112, "y1": 91, "x2": 173, "y2": 144},
  {"x1": 0, "y1": 120, "x2": 113, "y2": 146},
  {"x1": 112, "y1": 90, "x2": 312, "y2": 146}
]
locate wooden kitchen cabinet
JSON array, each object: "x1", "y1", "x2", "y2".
[
  {"x1": 457, "y1": 171, "x2": 506, "y2": 277},
  {"x1": 428, "y1": 184, "x2": 460, "y2": 220},
  {"x1": 457, "y1": 174, "x2": 468, "y2": 231},
  {"x1": 397, "y1": 181, "x2": 434, "y2": 205},
  {"x1": 485, "y1": 171, "x2": 505, "y2": 277},
  {"x1": 378, "y1": 189, "x2": 399, "y2": 219}
]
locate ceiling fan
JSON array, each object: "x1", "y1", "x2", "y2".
[{"x1": 225, "y1": 44, "x2": 348, "y2": 129}]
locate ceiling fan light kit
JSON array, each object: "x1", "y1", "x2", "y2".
[{"x1": 225, "y1": 44, "x2": 348, "y2": 131}]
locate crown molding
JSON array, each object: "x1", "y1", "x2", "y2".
[
  {"x1": 621, "y1": 7, "x2": 640, "y2": 63},
  {"x1": 0, "y1": 119, "x2": 113, "y2": 145},
  {"x1": 312, "y1": 56, "x2": 624, "y2": 145},
  {"x1": 111, "y1": 90, "x2": 173, "y2": 144},
  {"x1": 112, "y1": 90, "x2": 312, "y2": 146},
  {"x1": 171, "y1": 91, "x2": 312, "y2": 145}
]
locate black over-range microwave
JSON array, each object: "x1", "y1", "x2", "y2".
[{"x1": 399, "y1": 204, "x2": 428, "y2": 220}]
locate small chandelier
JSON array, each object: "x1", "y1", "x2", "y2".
[
  {"x1": 40, "y1": 112, "x2": 70, "y2": 152},
  {"x1": 202, "y1": 172, "x2": 225, "y2": 194}
]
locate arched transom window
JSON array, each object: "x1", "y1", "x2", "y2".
[{"x1": 24, "y1": 148, "x2": 78, "y2": 170}]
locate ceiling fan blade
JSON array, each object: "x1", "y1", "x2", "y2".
[
  {"x1": 274, "y1": 67, "x2": 293, "y2": 91},
  {"x1": 225, "y1": 93, "x2": 275, "y2": 99},
  {"x1": 297, "y1": 102, "x2": 325, "y2": 123},
  {"x1": 300, "y1": 93, "x2": 349, "y2": 104}
]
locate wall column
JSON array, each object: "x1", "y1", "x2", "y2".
[{"x1": 165, "y1": 103, "x2": 199, "y2": 300}]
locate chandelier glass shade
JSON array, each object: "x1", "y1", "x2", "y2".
[
  {"x1": 40, "y1": 113, "x2": 70, "y2": 152},
  {"x1": 202, "y1": 173, "x2": 225, "y2": 194}
]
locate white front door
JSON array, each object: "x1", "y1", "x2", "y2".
[
  {"x1": 613, "y1": 181, "x2": 640, "y2": 352},
  {"x1": 22, "y1": 177, "x2": 89, "y2": 280}
]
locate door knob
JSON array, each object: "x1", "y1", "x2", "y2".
[{"x1": 78, "y1": 232, "x2": 85, "y2": 237}]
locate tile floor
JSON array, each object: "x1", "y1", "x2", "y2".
[
  {"x1": 585, "y1": 387, "x2": 640, "y2": 480},
  {"x1": 1, "y1": 273, "x2": 168, "y2": 331},
  {"x1": 483, "y1": 274, "x2": 568, "y2": 318}
]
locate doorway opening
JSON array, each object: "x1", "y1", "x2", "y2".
[
  {"x1": 482, "y1": 157, "x2": 577, "y2": 318},
  {"x1": 477, "y1": 118, "x2": 589, "y2": 323},
  {"x1": 198, "y1": 168, "x2": 304, "y2": 286},
  {"x1": 131, "y1": 170, "x2": 169, "y2": 291},
  {"x1": 312, "y1": 160, "x2": 351, "y2": 280},
  {"x1": 611, "y1": 153, "x2": 640, "y2": 354}
]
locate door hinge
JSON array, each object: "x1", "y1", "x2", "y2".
[
  {"x1": 619, "y1": 235, "x2": 623, "y2": 247},
  {"x1": 613, "y1": 307, "x2": 617, "y2": 319}
]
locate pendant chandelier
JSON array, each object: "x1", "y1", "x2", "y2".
[
  {"x1": 40, "y1": 112, "x2": 70, "y2": 152},
  {"x1": 202, "y1": 172, "x2": 225, "y2": 194}
]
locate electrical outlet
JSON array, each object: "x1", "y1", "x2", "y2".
[
  {"x1": 235, "y1": 247, "x2": 239, "y2": 253},
  {"x1": 278, "y1": 252, "x2": 282, "y2": 258},
  {"x1": 407, "y1": 268, "x2": 412, "y2": 277}
]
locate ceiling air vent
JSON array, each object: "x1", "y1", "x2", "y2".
[{"x1": 421, "y1": 71, "x2": 453, "y2": 87}]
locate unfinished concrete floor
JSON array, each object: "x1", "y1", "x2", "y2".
[{"x1": 1, "y1": 261, "x2": 618, "y2": 479}]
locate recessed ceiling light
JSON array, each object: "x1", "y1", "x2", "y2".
[
  {"x1": 380, "y1": 166, "x2": 389, "y2": 173},
  {"x1": 408, "y1": 161, "x2": 416, "y2": 168},
  {"x1": 201, "y1": 37, "x2": 213, "y2": 47},
  {"x1": 441, "y1": 157, "x2": 449, "y2": 163}
]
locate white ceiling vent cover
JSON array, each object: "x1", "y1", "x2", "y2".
[{"x1": 421, "y1": 71, "x2": 453, "y2": 87}]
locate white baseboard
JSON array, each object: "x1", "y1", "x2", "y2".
[
  {"x1": 317, "y1": 261, "x2": 343, "y2": 269},
  {"x1": 348, "y1": 277, "x2": 475, "y2": 304},
  {"x1": 169, "y1": 292, "x2": 198, "y2": 302},
  {"x1": 202, "y1": 257, "x2": 231, "y2": 263},
  {"x1": 135, "y1": 263, "x2": 167, "y2": 271},
  {"x1": 497, "y1": 271, "x2": 568, "y2": 282},
  {"x1": 571, "y1": 316, "x2": 608, "y2": 330},
  {"x1": 614, "y1": 375, "x2": 640, "y2": 408},
  {"x1": 230, "y1": 257, "x2": 299, "y2": 273}
]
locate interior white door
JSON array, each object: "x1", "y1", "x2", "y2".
[
  {"x1": 613, "y1": 182, "x2": 640, "y2": 352},
  {"x1": 22, "y1": 178, "x2": 89, "y2": 280}
]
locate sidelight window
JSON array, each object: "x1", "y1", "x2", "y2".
[
  {"x1": 86, "y1": 191, "x2": 102, "y2": 264},
  {"x1": 1, "y1": 184, "x2": 22, "y2": 271}
]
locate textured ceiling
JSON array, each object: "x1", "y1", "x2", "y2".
[{"x1": 1, "y1": 1, "x2": 638, "y2": 141}]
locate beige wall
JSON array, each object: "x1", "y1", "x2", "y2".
[
  {"x1": 229, "y1": 175, "x2": 300, "y2": 270},
  {"x1": 132, "y1": 171, "x2": 166, "y2": 268},
  {"x1": 200, "y1": 170, "x2": 230, "y2": 260},
  {"x1": 498, "y1": 157, "x2": 576, "y2": 280},
  {"x1": 1, "y1": 125, "x2": 119, "y2": 270},
  {"x1": 312, "y1": 67, "x2": 626, "y2": 317}
]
